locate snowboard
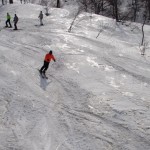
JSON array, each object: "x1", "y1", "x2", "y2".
[
  {"x1": 38, "y1": 69, "x2": 48, "y2": 79},
  {"x1": 2, "y1": 27, "x2": 22, "y2": 31},
  {"x1": 12, "y1": 29, "x2": 23, "y2": 31},
  {"x1": 35, "y1": 24, "x2": 44, "y2": 27}
]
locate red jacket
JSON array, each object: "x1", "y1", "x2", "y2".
[{"x1": 44, "y1": 53, "x2": 55, "y2": 62}]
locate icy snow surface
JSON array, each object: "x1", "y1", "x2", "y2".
[{"x1": 0, "y1": 1, "x2": 150, "y2": 150}]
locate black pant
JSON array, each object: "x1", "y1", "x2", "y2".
[
  {"x1": 6, "y1": 19, "x2": 12, "y2": 27},
  {"x1": 14, "y1": 22, "x2": 18, "y2": 30},
  {"x1": 40, "y1": 61, "x2": 49, "y2": 73}
]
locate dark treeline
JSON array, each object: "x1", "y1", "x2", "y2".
[
  {"x1": 78, "y1": 0, "x2": 150, "y2": 23},
  {"x1": 2, "y1": 0, "x2": 13, "y2": 4}
]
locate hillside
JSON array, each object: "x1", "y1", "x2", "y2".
[{"x1": 0, "y1": 1, "x2": 150, "y2": 150}]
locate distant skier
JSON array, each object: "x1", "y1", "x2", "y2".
[
  {"x1": 40, "y1": 50, "x2": 56, "y2": 75},
  {"x1": 38, "y1": 11, "x2": 43, "y2": 26},
  {"x1": 13, "y1": 14, "x2": 19, "y2": 30},
  {"x1": 5, "y1": 13, "x2": 12, "y2": 28}
]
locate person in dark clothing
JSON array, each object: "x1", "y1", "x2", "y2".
[
  {"x1": 40, "y1": 51, "x2": 56, "y2": 74},
  {"x1": 6, "y1": 13, "x2": 12, "y2": 28},
  {"x1": 38, "y1": 11, "x2": 43, "y2": 26},
  {"x1": 13, "y1": 14, "x2": 19, "y2": 30}
]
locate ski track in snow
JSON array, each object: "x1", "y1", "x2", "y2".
[{"x1": 0, "y1": 1, "x2": 150, "y2": 150}]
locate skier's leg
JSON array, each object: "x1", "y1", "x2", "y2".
[
  {"x1": 6, "y1": 20, "x2": 8, "y2": 27},
  {"x1": 40, "y1": 19, "x2": 43, "y2": 25},
  {"x1": 15, "y1": 23, "x2": 17, "y2": 29},
  {"x1": 40, "y1": 61, "x2": 47, "y2": 72},
  {"x1": 43, "y1": 62, "x2": 49, "y2": 74},
  {"x1": 8, "y1": 20, "x2": 12, "y2": 28},
  {"x1": 40, "y1": 65, "x2": 45, "y2": 72},
  {"x1": 14, "y1": 22, "x2": 17, "y2": 30},
  {"x1": 41, "y1": 19, "x2": 43, "y2": 25}
]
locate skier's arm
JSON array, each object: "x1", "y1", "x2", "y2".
[{"x1": 52, "y1": 55, "x2": 56, "y2": 62}]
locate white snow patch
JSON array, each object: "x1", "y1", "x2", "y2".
[{"x1": 86, "y1": 56, "x2": 99, "y2": 68}]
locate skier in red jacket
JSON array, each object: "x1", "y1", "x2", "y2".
[{"x1": 40, "y1": 50, "x2": 56, "y2": 74}]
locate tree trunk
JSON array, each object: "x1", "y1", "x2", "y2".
[
  {"x1": 83, "y1": 0, "x2": 88, "y2": 12},
  {"x1": 141, "y1": 15, "x2": 146, "y2": 46},
  {"x1": 133, "y1": 0, "x2": 138, "y2": 22},
  {"x1": 101, "y1": 0, "x2": 104, "y2": 14},
  {"x1": 57, "y1": 0, "x2": 60, "y2": 8},
  {"x1": 148, "y1": 0, "x2": 150, "y2": 20},
  {"x1": 113, "y1": 0, "x2": 119, "y2": 21},
  {"x1": 95, "y1": 3, "x2": 100, "y2": 14},
  {"x1": 9, "y1": 0, "x2": 13, "y2": 4}
]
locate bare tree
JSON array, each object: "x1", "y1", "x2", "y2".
[
  {"x1": 148, "y1": 0, "x2": 150, "y2": 20},
  {"x1": 41, "y1": 0, "x2": 51, "y2": 15},
  {"x1": 132, "y1": 0, "x2": 139, "y2": 22},
  {"x1": 102, "y1": 0, "x2": 120, "y2": 22},
  {"x1": 57, "y1": 0, "x2": 60, "y2": 8},
  {"x1": 68, "y1": 8, "x2": 82, "y2": 32},
  {"x1": 141, "y1": 14, "x2": 146, "y2": 46},
  {"x1": 140, "y1": 0, "x2": 149, "y2": 55},
  {"x1": 2, "y1": 0, "x2": 4, "y2": 5},
  {"x1": 9, "y1": 0, "x2": 13, "y2": 3},
  {"x1": 78, "y1": 0, "x2": 89, "y2": 12},
  {"x1": 40, "y1": 0, "x2": 62, "y2": 11},
  {"x1": 113, "y1": 0, "x2": 119, "y2": 21}
]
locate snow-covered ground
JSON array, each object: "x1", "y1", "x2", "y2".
[{"x1": 0, "y1": 1, "x2": 150, "y2": 150}]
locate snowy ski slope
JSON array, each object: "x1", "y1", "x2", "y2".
[{"x1": 0, "y1": 1, "x2": 150, "y2": 150}]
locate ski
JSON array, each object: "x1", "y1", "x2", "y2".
[
  {"x1": 11, "y1": 29, "x2": 23, "y2": 31},
  {"x1": 38, "y1": 69, "x2": 48, "y2": 79},
  {"x1": 35, "y1": 24, "x2": 44, "y2": 27},
  {"x1": 42, "y1": 73, "x2": 48, "y2": 79}
]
